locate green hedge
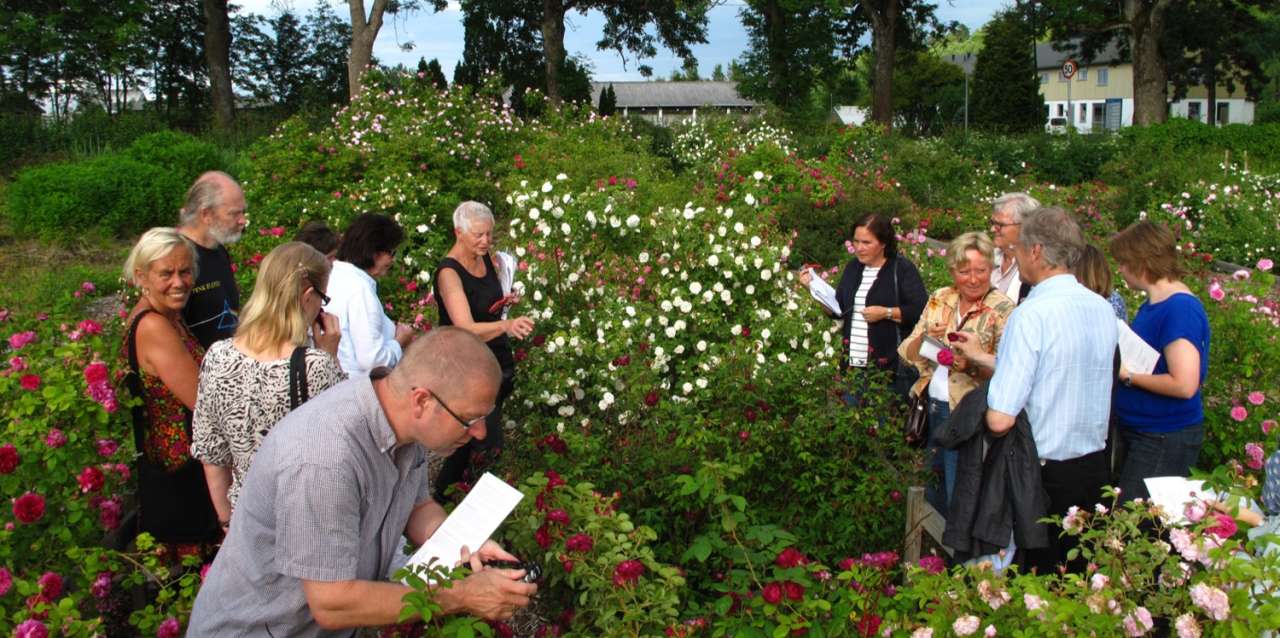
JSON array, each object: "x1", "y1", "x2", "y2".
[{"x1": 5, "y1": 131, "x2": 228, "y2": 241}]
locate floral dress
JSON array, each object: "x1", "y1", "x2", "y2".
[{"x1": 117, "y1": 314, "x2": 205, "y2": 472}]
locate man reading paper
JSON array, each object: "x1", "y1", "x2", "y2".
[{"x1": 190, "y1": 328, "x2": 536, "y2": 636}]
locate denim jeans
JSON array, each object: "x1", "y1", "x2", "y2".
[
  {"x1": 1116, "y1": 424, "x2": 1204, "y2": 503},
  {"x1": 926, "y1": 398, "x2": 957, "y2": 516}
]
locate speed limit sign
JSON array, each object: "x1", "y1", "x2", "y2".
[{"x1": 1061, "y1": 58, "x2": 1078, "y2": 79}]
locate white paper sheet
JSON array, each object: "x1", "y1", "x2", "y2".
[
  {"x1": 1117, "y1": 319, "x2": 1160, "y2": 376},
  {"x1": 403, "y1": 473, "x2": 524, "y2": 581},
  {"x1": 805, "y1": 269, "x2": 842, "y2": 315},
  {"x1": 918, "y1": 335, "x2": 946, "y2": 365},
  {"x1": 1143, "y1": 476, "x2": 1261, "y2": 525}
]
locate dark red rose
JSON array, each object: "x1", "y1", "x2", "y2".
[
  {"x1": 612, "y1": 355, "x2": 630, "y2": 367},
  {"x1": 83, "y1": 361, "x2": 109, "y2": 384},
  {"x1": 644, "y1": 391, "x2": 660, "y2": 407},
  {"x1": 565, "y1": 533, "x2": 594, "y2": 553},
  {"x1": 761, "y1": 582, "x2": 783, "y2": 605},
  {"x1": 744, "y1": 407, "x2": 758, "y2": 422},
  {"x1": 545, "y1": 470, "x2": 566, "y2": 490},
  {"x1": 531, "y1": 334, "x2": 546, "y2": 347},
  {"x1": 561, "y1": 559, "x2": 574, "y2": 573},
  {"x1": 856, "y1": 614, "x2": 881, "y2": 637},
  {"x1": 0, "y1": 444, "x2": 18, "y2": 474},
  {"x1": 546, "y1": 509, "x2": 570, "y2": 526},
  {"x1": 534, "y1": 525, "x2": 552, "y2": 549},
  {"x1": 13, "y1": 492, "x2": 45, "y2": 523},
  {"x1": 77, "y1": 466, "x2": 105, "y2": 493},
  {"x1": 741, "y1": 327, "x2": 751, "y2": 338},
  {"x1": 775, "y1": 547, "x2": 809, "y2": 568},
  {"x1": 784, "y1": 581, "x2": 805, "y2": 601},
  {"x1": 838, "y1": 557, "x2": 856, "y2": 571},
  {"x1": 612, "y1": 560, "x2": 645, "y2": 587},
  {"x1": 738, "y1": 430, "x2": 750, "y2": 442},
  {"x1": 37, "y1": 572, "x2": 63, "y2": 601},
  {"x1": 946, "y1": 332, "x2": 961, "y2": 343},
  {"x1": 488, "y1": 621, "x2": 514, "y2": 638}
]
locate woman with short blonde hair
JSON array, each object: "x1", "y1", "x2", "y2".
[{"x1": 192, "y1": 242, "x2": 347, "y2": 525}]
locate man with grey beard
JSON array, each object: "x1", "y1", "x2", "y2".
[{"x1": 177, "y1": 171, "x2": 248, "y2": 348}]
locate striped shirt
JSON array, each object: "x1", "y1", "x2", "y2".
[
  {"x1": 190, "y1": 372, "x2": 430, "y2": 637},
  {"x1": 848, "y1": 265, "x2": 880, "y2": 367},
  {"x1": 987, "y1": 274, "x2": 1118, "y2": 461}
]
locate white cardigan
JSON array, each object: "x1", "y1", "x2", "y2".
[{"x1": 327, "y1": 260, "x2": 402, "y2": 376}]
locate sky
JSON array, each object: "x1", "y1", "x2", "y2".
[{"x1": 239, "y1": 0, "x2": 1011, "y2": 82}]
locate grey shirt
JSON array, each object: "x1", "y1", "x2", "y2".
[{"x1": 189, "y1": 372, "x2": 430, "y2": 637}]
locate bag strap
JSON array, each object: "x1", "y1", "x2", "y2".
[
  {"x1": 124, "y1": 309, "x2": 154, "y2": 454},
  {"x1": 288, "y1": 346, "x2": 309, "y2": 410},
  {"x1": 891, "y1": 257, "x2": 903, "y2": 347}
]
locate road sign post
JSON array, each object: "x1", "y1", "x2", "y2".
[{"x1": 1062, "y1": 59, "x2": 1078, "y2": 130}]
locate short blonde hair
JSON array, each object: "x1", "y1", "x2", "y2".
[
  {"x1": 946, "y1": 231, "x2": 996, "y2": 272},
  {"x1": 236, "y1": 242, "x2": 330, "y2": 352},
  {"x1": 123, "y1": 227, "x2": 198, "y2": 286}
]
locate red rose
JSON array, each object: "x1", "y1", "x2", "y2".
[
  {"x1": 856, "y1": 614, "x2": 881, "y2": 638},
  {"x1": 775, "y1": 547, "x2": 808, "y2": 569},
  {"x1": 565, "y1": 533, "x2": 594, "y2": 553},
  {"x1": 95, "y1": 439, "x2": 119, "y2": 457},
  {"x1": 531, "y1": 334, "x2": 546, "y2": 347},
  {"x1": 13, "y1": 492, "x2": 46, "y2": 524},
  {"x1": 77, "y1": 466, "x2": 105, "y2": 493},
  {"x1": 784, "y1": 581, "x2": 805, "y2": 601},
  {"x1": 918, "y1": 555, "x2": 945, "y2": 574},
  {"x1": 761, "y1": 582, "x2": 783, "y2": 605},
  {"x1": 77, "y1": 319, "x2": 103, "y2": 336},
  {"x1": 545, "y1": 470, "x2": 566, "y2": 490},
  {"x1": 488, "y1": 621, "x2": 514, "y2": 638},
  {"x1": 644, "y1": 391, "x2": 660, "y2": 407},
  {"x1": 936, "y1": 348, "x2": 954, "y2": 367},
  {"x1": 1207, "y1": 513, "x2": 1238, "y2": 539},
  {"x1": 36, "y1": 572, "x2": 62, "y2": 601},
  {"x1": 612, "y1": 559, "x2": 645, "y2": 587},
  {"x1": 561, "y1": 559, "x2": 574, "y2": 573},
  {"x1": 20, "y1": 374, "x2": 40, "y2": 391},
  {"x1": 0, "y1": 444, "x2": 18, "y2": 474},
  {"x1": 546, "y1": 509, "x2": 570, "y2": 525},
  {"x1": 534, "y1": 525, "x2": 552, "y2": 549},
  {"x1": 612, "y1": 355, "x2": 630, "y2": 367}
]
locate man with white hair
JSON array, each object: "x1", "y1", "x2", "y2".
[
  {"x1": 177, "y1": 171, "x2": 247, "y2": 347},
  {"x1": 988, "y1": 192, "x2": 1040, "y2": 304}
]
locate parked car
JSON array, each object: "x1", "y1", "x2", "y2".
[{"x1": 1045, "y1": 117, "x2": 1068, "y2": 134}]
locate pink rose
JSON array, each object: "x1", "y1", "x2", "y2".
[
  {"x1": 7, "y1": 331, "x2": 36, "y2": 350},
  {"x1": 19, "y1": 374, "x2": 40, "y2": 391},
  {"x1": 1208, "y1": 282, "x2": 1225, "y2": 301},
  {"x1": 1258, "y1": 258, "x2": 1274, "y2": 272},
  {"x1": 90, "y1": 572, "x2": 112, "y2": 599},
  {"x1": 9, "y1": 356, "x2": 26, "y2": 371},
  {"x1": 918, "y1": 555, "x2": 945, "y2": 574},
  {"x1": 77, "y1": 466, "x2": 105, "y2": 493},
  {"x1": 96, "y1": 439, "x2": 120, "y2": 457},
  {"x1": 0, "y1": 566, "x2": 12, "y2": 596},
  {"x1": 37, "y1": 571, "x2": 63, "y2": 600},
  {"x1": 77, "y1": 319, "x2": 102, "y2": 335},
  {"x1": 1206, "y1": 513, "x2": 1238, "y2": 539},
  {"x1": 14, "y1": 620, "x2": 48, "y2": 638},
  {"x1": 156, "y1": 617, "x2": 182, "y2": 638},
  {"x1": 83, "y1": 361, "x2": 109, "y2": 385},
  {"x1": 44, "y1": 428, "x2": 66, "y2": 448},
  {"x1": 1264, "y1": 419, "x2": 1278, "y2": 435},
  {"x1": 1230, "y1": 406, "x2": 1249, "y2": 422},
  {"x1": 1248, "y1": 391, "x2": 1266, "y2": 406},
  {"x1": 1246, "y1": 442, "x2": 1266, "y2": 470}
]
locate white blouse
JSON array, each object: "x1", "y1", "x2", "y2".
[{"x1": 327, "y1": 260, "x2": 402, "y2": 376}]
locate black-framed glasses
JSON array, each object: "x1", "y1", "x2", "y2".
[
  {"x1": 424, "y1": 388, "x2": 489, "y2": 430},
  {"x1": 990, "y1": 220, "x2": 1021, "y2": 231},
  {"x1": 305, "y1": 276, "x2": 330, "y2": 306}
]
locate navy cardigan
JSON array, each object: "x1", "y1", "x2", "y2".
[{"x1": 833, "y1": 254, "x2": 928, "y2": 372}]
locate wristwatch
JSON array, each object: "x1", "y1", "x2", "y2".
[{"x1": 1121, "y1": 371, "x2": 1134, "y2": 387}]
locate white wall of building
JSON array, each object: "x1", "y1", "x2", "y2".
[
  {"x1": 1044, "y1": 99, "x2": 1133, "y2": 131},
  {"x1": 1169, "y1": 98, "x2": 1256, "y2": 125}
]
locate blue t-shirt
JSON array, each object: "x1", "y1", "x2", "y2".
[{"x1": 1114, "y1": 292, "x2": 1210, "y2": 432}]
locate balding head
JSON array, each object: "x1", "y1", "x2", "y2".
[{"x1": 388, "y1": 327, "x2": 501, "y2": 404}]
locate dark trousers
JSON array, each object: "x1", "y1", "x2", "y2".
[
  {"x1": 1019, "y1": 448, "x2": 1108, "y2": 575},
  {"x1": 434, "y1": 369, "x2": 515, "y2": 502},
  {"x1": 1116, "y1": 424, "x2": 1204, "y2": 503}
]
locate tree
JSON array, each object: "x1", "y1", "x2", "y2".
[
  {"x1": 457, "y1": 0, "x2": 544, "y2": 92},
  {"x1": 1033, "y1": 1, "x2": 1177, "y2": 126},
  {"x1": 711, "y1": 63, "x2": 726, "y2": 81},
  {"x1": 598, "y1": 82, "x2": 616, "y2": 115},
  {"x1": 851, "y1": 0, "x2": 945, "y2": 129},
  {"x1": 304, "y1": 3, "x2": 352, "y2": 106},
  {"x1": 1164, "y1": 0, "x2": 1270, "y2": 126},
  {"x1": 419, "y1": 57, "x2": 448, "y2": 90},
  {"x1": 890, "y1": 49, "x2": 964, "y2": 135},
  {"x1": 971, "y1": 8, "x2": 1044, "y2": 133},
  {"x1": 735, "y1": 0, "x2": 846, "y2": 109},
  {"x1": 203, "y1": 0, "x2": 235, "y2": 128},
  {"x1": 146, "y1": 0, "x2": 209, "y2": 123},
  {"x1": 535, "y1": 0, "x2": 712, "y2": 106},
  {"x1": 347, "y1": 0, "x2": 447, "y2": 99},
  {"x1": 669, "y1": 56, "x2": 700, "y2": 81}
]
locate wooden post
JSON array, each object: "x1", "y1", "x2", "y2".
[{"x1": 904, "y1": 485, "x2": 952, "y2": 562}]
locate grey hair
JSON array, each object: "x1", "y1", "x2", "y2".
[
  {"x1": 123, "y1": 227, "x2": 199, "y2": 285},
  {"x1": 1019, "y1": 206, "x2": 1084, "y2": 270},
  {"x1": 452, "y1": 201, "x2": 495, "y2": 233},
  {"x1": 991, "y1": 192, "x2": 1041, "y2": 223},
  {"x1": 179, "y1": 171, "x2": 237, "y2": 226}
]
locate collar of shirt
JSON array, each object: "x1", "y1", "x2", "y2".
[
  {"x1": 334, "y1": 259, "x2": 378, "y2": 291},
  {"x1": 1023, "y1": 273, "x2": 1079, "y2": 300},
  {"x1": 358, "y1": 371, "x2": 399, "y2": 455}
]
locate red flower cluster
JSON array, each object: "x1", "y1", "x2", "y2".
[
  {"x1": 612, "y1": 559, "x2": 645, "y2": 587},
  {"x1": 536, "y1": 434, "x2": 568, "y2": 455},
  {"x1": 761, "y1": 580, "x2": 805, "y2": 605},
  {"x1": 544, "y1": 470, "x2": 566, "y2": 490},
  {"x1": 545, "y1": 509, "x2": 570, "y2": 526},
  {"x1": 775, "y1": 547, "x2": 809, "y2": 569},
  {"x1": 77, "y1": 466, "x2": 105, "y2": 493},
  {"x1": 918, "y1": 555, "x2": 945, "y2": 574}
]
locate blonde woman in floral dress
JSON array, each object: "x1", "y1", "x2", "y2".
[{"x1": 899, "y1": 232, "x2": 1015, "y2": 515}]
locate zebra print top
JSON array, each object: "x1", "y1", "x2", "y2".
[{"x1": 191, "y1": 339, "x2": 347, "y2": 510}]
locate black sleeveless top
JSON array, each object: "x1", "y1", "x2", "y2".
[{"x1": 434, "y1": 254, "x2": 514, "y2": 371}]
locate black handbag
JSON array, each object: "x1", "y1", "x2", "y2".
[
  {"x1": 124, "y1": 310, "x2": 221, "y2": 544},
  {"x1": 903, "y1": 391, "x2": 929, "y2": 449},
  {"x1": 288, "y1": 346, "x2": 309, "y2": 410}
]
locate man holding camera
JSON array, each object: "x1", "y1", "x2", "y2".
[{"x1": 190, "y1": 327, "x2": 536, "y2": 635}]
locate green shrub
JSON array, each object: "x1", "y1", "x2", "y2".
[{"x1": 125, "y1": 130, "x2": 226, "y2": 181}]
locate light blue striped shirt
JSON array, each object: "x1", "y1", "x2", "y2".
[{"x1": 987, "y1": 274, "x2": 1118, "y2": 461}]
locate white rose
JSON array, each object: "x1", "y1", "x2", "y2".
[
  {"x1": 761, "y1": 328, "x2": 771, "y2": 341},
  {"x1": 533, "y1": 290, "x2": 543, "y2": 301},
  {"x1": 625, "y1": 306, "x2": 636, "y2": 317},
  {"x1": 689, "y1": 282, "x2": 702, "y2": 295},
  {"x1": 734, "y1": 222, "x2": 745, "y2": 234},
  {"x1": 529, "y1": 209, "x2": 540, "y2": 220},
  {"x1": 665, "y1": 326, "x2": 677, "y2": 338},
  {"x1": 777, "y1": 352, "x2": 788, "y2": 363},
  {"x1": 750, "y1": 236, "x2": 761, "y2": 247},
  {"x1": 417, "y1": 271, "x2": 431, "y2": 282},
  {"x1": 753, "y1": 170, "x2": 764, "y2": 180},
  {"x1": 696, "y1": 378, "x2": 708, "y2": 389},
  {"x1": 561, "y1": 222, "x2": 571, "y2": 235},
  {"x1": 682, "y1": 382, "x2": 693, "y2": 394},
  {"x1": 731, "y1": 324, "x2": 742, "y2": 336},
  {"x1": 416, "y1": 223, "x2": 428, "y2": 233},
  {"x1": 708, "y1": 254, "x2": 719, "y2": 267},
  {"x1": 745, "y1": 193, "x2": 756, "y2": 206},
  {"x1": 639, "y1": 252, "x2": 649, "y2": 263},
  {"x1": 720, "y1": 290, "x2": 731, "y2": 303},
  {"x1": 696, "y1": 340, "x2": 707, "y2": 352},
  {"x1": 541, "y1": 181, "x2": 553, "y2": 193},
  {"x1": 760, "y1": 269, "x2": 772, "y2": 281},
  {"x1": 661, "y1": 300, "x2": 673, "y2": 312},
  {"x1": 745, "y1": 285, "x2": 755, "y2": 295},
  {"x1": 556, "y1": 172, "x2": 568, "y2": 181},
  {"x1": 626, "y1": 215, "x2": 641, "y2": 228}
]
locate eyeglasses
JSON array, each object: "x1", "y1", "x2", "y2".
[
  {"x1": 424, "y1": 387, "x2": 489, "y2": 430},
  {"x1": 305, "y1": 276, "x2": 330, "y2": 306},
  {"x1": 990, "y1": 220, "x2": 1021, "y2": 231}
]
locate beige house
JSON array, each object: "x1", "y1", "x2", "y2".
[{"x1": 1036, "y1": 41, "x2": 1256, "y2": 130}]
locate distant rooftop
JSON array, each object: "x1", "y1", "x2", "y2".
[
  {"x1": 589, "y1": 81, "x2": 757, "y2": 109},
  {"x1": 1035, "y1": 38, "x2": 1127, "y2": 70}
]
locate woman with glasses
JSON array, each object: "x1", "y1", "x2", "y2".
[
  {"x1": 432, "y1": 201, "x2": 536, "y2": 502},
  {"x1": 192, "y1": 242, "x2": 346, "y2": 526},
  {"x1": 328, "y1": 213, "x2": 415, "y2": 377}
]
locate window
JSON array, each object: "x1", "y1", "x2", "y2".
[
  {"x1": 1079, "y1": 104, "x2": 1087, "y2": 123},
  {"x1": 1078, "y1": 68, "x2": 1088, "y2": 81},
  {"x1": 1057, "y1": 103, "x2": 1065, "y2": 117},
  {"x1": 1040, "y1": 73, "x2": 1048, "y2": 84},
  {"x1": 1217, "y1": 102, "x2": 1229, "y2": 124},
  {"x1": 1097, "y1": 68, "x2": 1109, "y2": 87},
  {"x1": 1188, "y1": 101, "x2": 1202, "y2": 122}
]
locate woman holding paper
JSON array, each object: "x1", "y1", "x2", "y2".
[
  {"x1": 898, "y1": 232, "x2": 1015, "y2": 513},
  {"x1": 1109, "y1": 221, "x2": 1211, "y2": 503},
  {"x1": 433, "y1": 201, "x2": 535, "y2": 502},
  {"x1": 798, "y1": 214, "x2": 928, "y2": 396}
]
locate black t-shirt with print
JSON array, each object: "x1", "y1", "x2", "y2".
[{"x1": 182, "y1": 244, "x2": 240, "y2": 348}]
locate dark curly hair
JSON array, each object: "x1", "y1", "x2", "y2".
[{"x1": 336, "y1": 213, "x2": 405, "y2": 270}]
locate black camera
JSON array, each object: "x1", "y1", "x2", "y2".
[{"x1": 482, "y1": 559, "x2": 542, "y2": 583}]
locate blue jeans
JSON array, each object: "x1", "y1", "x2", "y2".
[
  {"x1": 926, "y1": 398, "x2": 958, "y2": 516},
  {"x1": 1116, "y1": 424, "x2": 1204, "y2": 503}
]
